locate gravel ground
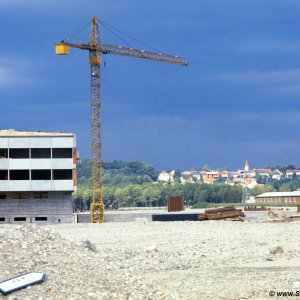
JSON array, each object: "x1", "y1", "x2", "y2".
[{"x1": 1, "y1": 216, "x2": 300, "y2": 299}]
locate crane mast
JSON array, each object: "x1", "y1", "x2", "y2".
[
  {"x1": 89, "y1": 18, "x2": 104, "y2": 222},
  {"x1": 56, "y1": 17, "x2": 187, "y2": 223}
]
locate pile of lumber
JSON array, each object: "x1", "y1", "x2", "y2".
[{"x1": 198, "y1": 206, "x2": 245, "y2": 221}]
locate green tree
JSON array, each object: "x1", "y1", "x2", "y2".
[
  {"x1": 202, "y1": 164, "x2": 210, "y2": 171},
  {"x1": 279, "y1": 183, "x2": 291, "y2": 192}
]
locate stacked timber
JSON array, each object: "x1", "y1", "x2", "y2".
[{"x1": 198, "y1": 206, "x2": 245, "y2": 221}]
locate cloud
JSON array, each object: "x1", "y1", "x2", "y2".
[
  {"x1": 0, "y1": 0, "x2": 131, "y2": 12},
  {"x1": 224, "y1": 111, "x2": 300, "y2": 126},
  {"x1": 268, "y1": 83, "x2": 300, "y2": 95},
  {"x1": 220, "y1": 69, "x2": 300, "y2": 84},
  {"x1": 239, "y1": 39, "x2": 300, "y2": 53},
  {"x1": 0, "y1": 56, "x2": 35, "y2": 87}
]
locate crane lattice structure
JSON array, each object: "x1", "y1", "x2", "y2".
[{"x1": 56, "y1": 17, "x2": 188, "y2": 223}]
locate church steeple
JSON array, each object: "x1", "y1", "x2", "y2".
[{"x1": 244, "y1": 160, "x2": 249, "y2": 171}]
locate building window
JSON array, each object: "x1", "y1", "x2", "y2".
[
  {"x1": 35, "y1": 217, "x2": 47, "y2": 221},
  {"x1": 13, "y1": 192, "x2": 28, "y2": 200},
  {"x1": 34, "y1": 192, "x2": 48, "y2": 199},
  {"x1": 0, "y1": 193, "x2": 6, "y2": 199},
  {"x1": 9, "y1": 148, "x2": 29, "y2": 159},
  {"x1": 14, "y1": 217, "x2": 26, "y2": 221},
  {"x1": 31, "y1": 170, "x2": 51, "y2": 180},
  {"x1": 52, "y1": 148, "x2": 72, "y2": 158},
  {"x1": 0, "y1": 149, "x2": 8, "y2": 158},
  {"x1": 31, "y1": 148, "x2": 51, "y2": 159},
  {"x1": 53, "y1": 169, "x2": 72, "y2": 180},
  {"x1": 10, "y1": 170, "x2": 30, "y2": 180},
  {"x1": 0, "y1": 217, "x2": 5, "y2": 221},
  {"x1": 0, "y1": 170, "x2": 8, "y2": 180}
]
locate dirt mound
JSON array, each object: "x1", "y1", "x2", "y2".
[{"x1": 0, "y1": 225, "x2": 169, "y2": 299}]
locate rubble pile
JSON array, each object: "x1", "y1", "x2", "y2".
[
  {"x1": 259, "y1": 210, "x2": 291, "y2": 223},
  {"x1": 0, "y1": 225, "x2": 170, "y2": 299}
]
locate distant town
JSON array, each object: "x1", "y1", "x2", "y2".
[{"x1": 158, "y1": 160, "x2": 295, "y2": 187}]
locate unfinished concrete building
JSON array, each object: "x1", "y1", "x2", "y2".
[{"x1": 0, "y1": 130, "x2": 77, "y2": 224}]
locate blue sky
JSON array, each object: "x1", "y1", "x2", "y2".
[{"x1": 1, "y1": 1, "x2": 300, "y2": 170}]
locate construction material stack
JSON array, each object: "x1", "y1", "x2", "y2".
[
  {"x1": 198, "y1": 206, "x2": 245, "y2": 221},
  {"x1": 167, "y1": 196, "x2": 184, "y2": 212}
]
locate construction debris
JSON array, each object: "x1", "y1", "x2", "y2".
[
  {"x1": 198, "y1": 206, "x2": 245, "y2": 221},
  {"x1": 81, "y1": 240, "x2": 97, "y2": 253},
  {"x1": 244, "y1": 206, "x2": 270, "y2": 211},
  {"x1": 270, "y1": 246, "x2": 284, "y2": 255},
  {"x1": 259, "y1": 210, "x2": 291, "y2": 223}
]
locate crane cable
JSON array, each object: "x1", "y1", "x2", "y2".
[{"x1": 98, "y1": 19, "x2": 162, "y2": 53}]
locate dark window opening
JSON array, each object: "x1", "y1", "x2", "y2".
[
  {"x1": 52, "y1": 148, "x2": 72, "y2": 158},
  {"x1": 34, "y1": 192, "x2": 48, "y2": 199},
  {"x1": 9, "y1": 148, "x2": 29, "y2": 159},
  {"x1": 10, "y1": 170, "x2": 29, "y2": 180},
  {"x1": 31, "y1": 148, "x2": 51, "y2": 159},
  {"x1": 14, "y1": 217, "x2": 26, "y2": 221},
  {"x1": 0, "y1": 149, "x2": 8, "y2": 158},
  {"x1": 35, "y1": 217, "x2": 47, "y2": 221},
  {"x1": 31, "y1": 170, "x2": 51, "y2": 180},
  {"x1": 0, "y1": 170, "x2": 8, "y2": 180},
  {"x1": 53, "y1": 169, "x2": 72, "y2": 180},
  {"x1": 0, "y1": 217, "x2": 5, "y2": 221},
  {"x1": 13, "y1": 192, "x2": 28, "y2": 200},
  {"x1": 0, "y1": 193, "x2": 6, "y2": 199}
]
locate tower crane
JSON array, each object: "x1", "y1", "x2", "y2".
[{"x1": 56, "y1": 17, "x2": 188, "y2": 223}]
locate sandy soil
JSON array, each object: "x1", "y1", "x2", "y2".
[
  {"x1": 49, "y1": 219, "x2": 300, "y2": 299},
  {"x1": 1, "y1": 215, "x2": 300, "y2": 299}
]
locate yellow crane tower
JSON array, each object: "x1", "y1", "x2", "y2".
[{"x1": 55, "y1": 17, "x2": 188, "y2": 223}]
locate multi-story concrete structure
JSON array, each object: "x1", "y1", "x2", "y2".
[{"x1": 0, "y1": 130, "x2": 77, "y2": 224}]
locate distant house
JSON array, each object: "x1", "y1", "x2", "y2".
[
  {"x1": 218, "y1": 170, "x2": 229, "y2": 180},
  {"x1": 285, "y1": 170, "x2": 300, "y2": 179},
  {"x1": 231, "y1": 177, "x2": 257, "y2": 189},
  {"x1": 228, "y1": 172, "x2": 243, "y2": 179},
  {"x1": 254, "y1": 168, "x2": 272, "y2": 178},
  {"x1": 272, "y1": 169, "x2": 282, "y2": 180},
  {"x1": 244, "y1": 178, "x2": 257, "y2": 189},
  {"x1": 158, "y1": 170, "x2": 174, "y2": 183},
  {"x1": 180, "y1": 170, "x2": 202, "y2": 184},
  {"x1": 203, "y1": 171, "x2": 219, "y2": 184}
]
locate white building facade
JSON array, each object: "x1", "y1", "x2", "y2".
[{"x1": 0, "y1": 130, "x2": 77, "y2": 224}]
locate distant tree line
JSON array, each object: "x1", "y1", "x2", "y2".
[
  {"x1": 77, "y1": 159, "x2": 159, "y2": 185},
  {"x1": 73, "y1": 182, "x2": 243, "y2": 211},
  {"x1": 73, "y1": 160, "x2": 300, "y2": 211},
  {"x1": 73, "y1": 160, "x2": 243, "y2": 210},
  {"x1": 251, "y1": 177, "x2": 300, "y2": 196}
]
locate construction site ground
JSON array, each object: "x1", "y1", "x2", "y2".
[{"x1": 1, "y1": 210, "x2": 300, "y2": 299}]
